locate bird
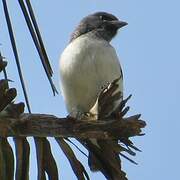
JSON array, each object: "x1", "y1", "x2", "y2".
[{"x1": 59, "y1": 12, "x2": 127, "y2": 179}]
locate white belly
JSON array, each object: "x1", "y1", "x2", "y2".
[{"x1": 59, "y1": 35, "x2": 123, "y2": 115}]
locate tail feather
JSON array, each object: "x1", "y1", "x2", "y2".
[
  {"x1": 86, "y1": 139, "x2": 127, "y2": 180},
  {"x1": 88, "y1": 151, "x2": 101, "y2": 171}
]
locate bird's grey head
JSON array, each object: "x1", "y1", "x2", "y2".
[{"x1": 70, "y1": 12, "x2": 127, "y2": 42}]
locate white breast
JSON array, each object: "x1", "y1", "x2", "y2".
[{"x1": 59, "y1": 35, "x2": 123, "y2": 115}]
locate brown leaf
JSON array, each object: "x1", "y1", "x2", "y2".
[
  {"x1": 14, "y1": 137, "x2": 30, "y2": 180},
  {"x1": 0, "y1": 138, "x2": 14, "y2": 180},
  {"x1": 0, "y1": 88, "x2": 17, "y2": 112},
  {"x1": 56, "y1": 138, "x2": 90, "y2": 180},
  {"x1": 0, "y1": 80, "x2": 9, "y2": 99},
  {"x1": 4, "y1": 102, "x2": 25, "y2": 118},
  {"x1": 0, "y1": 53, "x2": 7, "y2": 72},
  {"x1": 34, "y1": 137, "x2": 58, "y2": 180}
]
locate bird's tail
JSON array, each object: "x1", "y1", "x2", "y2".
[{"x1": 85, "y1": 139, "x2": 127, "y2": 180}]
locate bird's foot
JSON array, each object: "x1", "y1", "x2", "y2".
[{"x1": 69, "y1": 110, "x2": 97, "y2": 121}]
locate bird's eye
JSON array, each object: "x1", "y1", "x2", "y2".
[
  {"x1": 99, "y1": 16, "x2": 107, "y2": 22},
  {"x1": 99, "y1": 15, "x2": 103, "y2": 20}
]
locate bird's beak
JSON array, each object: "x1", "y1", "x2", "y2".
[{"x1": 109, "y1": 20, "x2": 128, "y2": 29}]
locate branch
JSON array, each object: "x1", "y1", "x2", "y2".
[{"x1": 0, "y1": 113, "x2": 146, "y2": 139}]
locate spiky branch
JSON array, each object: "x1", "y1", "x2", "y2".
[{"x1": 0, "y1": 113, "x2": 145, "y2": 139}]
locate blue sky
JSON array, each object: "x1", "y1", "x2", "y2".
[{"x1": 0, "y1": 0, "x2": 180, "y2": 180}]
